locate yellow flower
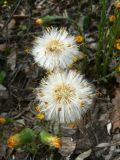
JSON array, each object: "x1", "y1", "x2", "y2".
[
  {"x1": 115, "y1": 39, "x2": 120, "y2": 50},
  {"x1": 36, "y1": 113, "x2": 45, "y2": 120},
  {"x1": 0, "y1": 117, "x2": 6, "y2": 124},
  {"x1": 35, "y1": 18, "x2": 44, "y2": 26},
  {"x1": 109, "y1": 15, "x2": 116, "y2": 23},
  {"x1": 116, "y1": 43, "x2": 120, "y2": 50},
  {"x1": 75, "y1": 35, "x2": 84, "y2": 44},
  {"x1": 114, "y1": 1, "x2": 120, "y2": 10},
  {"x1": 116, "y1": 66, "x2": 120, "y2": 72},
  {"x1": 7, "y1": 134, "x2": 21, "y2": 148},
  {"x1": 50, "y1": 136, "x2": 62, "y2": 149}
]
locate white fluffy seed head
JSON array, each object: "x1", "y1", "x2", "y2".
[
  {"x1": 36, "y1": 70, "x2": 94, "y2": 124},
  {"x1": 31, "y1": 27, "x2": 79, "y2": 71}
]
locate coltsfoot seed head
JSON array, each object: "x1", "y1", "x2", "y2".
[
  {"x1": 36, "y1": 70, "x2": 94, "y2": 123},
  {"x1": 31, "y1": 28, "x2": 79, "y2": 71}
]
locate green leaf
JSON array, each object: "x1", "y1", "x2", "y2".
[
  {"x1": 0, "y1": 71, "x2": 6, "y2": 84},
  {"x1": 83, "y1": 16, "x2": 91, "y2": 31}
]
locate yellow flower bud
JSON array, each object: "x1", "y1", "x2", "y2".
[
  {"x1": 75, "y1": 35, "x2": 84, "y2": 44},
  {"x1": 0, "y1": 117, "x2": 6, "y2": 124},
  {"x1": 7, "y1": 134, "x2": 21, "y2": 148},
  {"x1": 114, "y1": 1, "x2": 120, "y2": 10},
  {"x1": 35, "y1": 19, "x2": 44, "y2": 26},
  {"x1": 115, "y1": 39, "x2": 120, "y2": 50},
  {"x1": 116, "y1": 43, "x2": 120, "y2": 50},
  {"x1": 109, "y1": 15, "x2": 116, "y2": 23}
]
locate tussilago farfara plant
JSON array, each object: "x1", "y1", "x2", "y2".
[
  {"x1": 7, "y1": 128, "x2": 61, "y2": 149},
  {"x1": 6, "y1": 27, "x2": 94, "y2": 155},
  {"x1": 31, "y1": 27, "x2": 94, "y2": 123},
  {"x1": 31, "y1": 27, "x2": 80, "y2": 71},
  {"x1": 36, "y1": 70, "x2": 94, "y2": 124}
]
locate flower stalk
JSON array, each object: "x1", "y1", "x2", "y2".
[{"x1": 35, "y1": 15, "x2": 69, "y2": 26}]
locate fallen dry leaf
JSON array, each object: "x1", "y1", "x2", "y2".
[
  {"x1": 75, "y1": 149, "x2": 92, "y2": 160},
  {"x1": 110, "y1": 88, "x2": 120, "y2": 133},
  {"x1": 8, "y1": 19, "x2": 16, "y2": 29},
  {"x1": 59, "y1": 137, "x2": 76, "y2": 157}
]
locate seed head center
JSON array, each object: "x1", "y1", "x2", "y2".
[
  {"x1": 54, "y1": 84, "x2": 75, "y2": 104},
  {"x1": 47, "y1": 40, "x2": 64, "y2": 54}
]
